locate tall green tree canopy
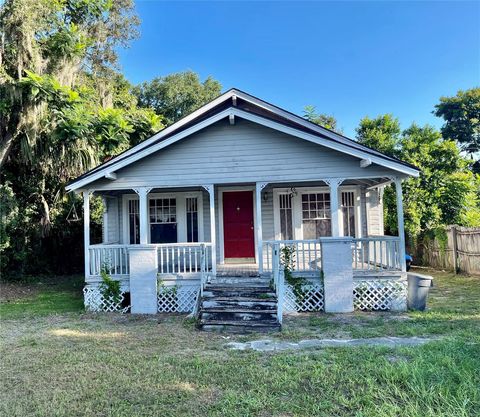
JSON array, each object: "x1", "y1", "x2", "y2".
[
  {"x1": 0, "y1": 0, "x2": 140, "y2": 168},
  {"x1": 303, "y1": 105, "x2": 341, "y2": 133},
  {"x1": 356, "y1": 115, "x2": 480, "y2": 243},
  {"x1": 0, "y1": 0, "x2": 162, "y2": 276},
  {"x1": 434, "y1": 88, "x2": 480, "y2": 157},
  {"x1": 355, "y1": 114, "x2": 401, "y2": 157},
  {"x1": 133, "y1": 71, "x2": 222, "y2": 125}
]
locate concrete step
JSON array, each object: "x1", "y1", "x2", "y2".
[
  {"x1": 215, "y1": 271, "x2": 265, "y2": 278},
  {"x1": 206, "y1": 279, "x2": 270, "y2": 288},
  {"x1": 211, "y1": 276, "x2": 270, "y2": 285},
  {"x1": 202, "y1": 298, "x2": 277, "y2": 310},
  {"x1": 200, "y1": 309, "x2": 278, "y2": 322},
  {"x1": 203, "y1": 288, "x2": 276, "y2": 298},
  {"x1": 199, "y1": 319, "x2": 281, "y2": 333}
]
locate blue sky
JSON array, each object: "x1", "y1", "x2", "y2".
[{"x1": 119, "y1": 1, "x2": 480, "y2": 137}]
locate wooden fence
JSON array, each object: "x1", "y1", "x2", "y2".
[{"x1": 422, "y1": 226, "x2": 480, "y2": 275}]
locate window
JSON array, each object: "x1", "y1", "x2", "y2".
[
  {"x1": 302, "y1": 193, "x2": 331, "y2": 238},
  {"x1": 279, "y1": 194, "x2": 293, "y2": 240},
  {"x1": 128, "y1": 199, "x2": 140, "y2": 244},
  {"x1": 186, "y1": 197, "x2": 199, "y2": 242},
  {"x1": 149, "y1": 198, "x2": 177, "y2": 243},
  {"x1": 342, "y1": 191, "x2": 356, "y2": 237}
]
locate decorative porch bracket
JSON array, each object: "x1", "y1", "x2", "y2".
[
  {"x1": 133, "y1": 187, "x2": 153, "y2": 245},
  {"x1": 324, "y1": 178, "x2": 344, "y2": 237},
  {"x1": 256, "y1": 182, "x2": 269, "y2": 273},
  {"x1": 202, "y1": 184, "x2": 217, "y2": 276}
]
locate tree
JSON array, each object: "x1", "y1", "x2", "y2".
[
  {"x1": 0, "y1": 0, "x2": 139, "y2": 168},
  {"x1": 0, "y1": 0, "x2": 162, "y2": 277},
  {"x1": 398, "y1": 124, "x2": 478, "y2": 238},
  {"x1": 434, "y1": 88, "x2": 480, "y2": 158},
  {"x1": 133, "y1": 71, "x2": 222, "y2": 125},
  {"x1": 355, "y1": 114, "x2": 401, "y2": 157},
  {"x1": 356, "y1": 115, "x2": 480, "y2": 245},
  {"x1": 303, "y1": 105, "x2": 342, "y2": 133}
]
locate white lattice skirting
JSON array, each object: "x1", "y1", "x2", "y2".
[
  {"x1": 157, "y1": 285, "x2": 199, "y2": 313},
  {"x1": 83, "y1": 285, "x2": 130, "y2": 313},
  {"x1": 283, "y1": 283, "x2": 325, "y2": 313},
  {"x1": 353, "y1": 279, "x2": 407, "y2": 311}
]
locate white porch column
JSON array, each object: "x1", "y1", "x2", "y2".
[
  {"x1": 134, "y1": 187, "x2": 152, "y2": 245},
  {"x1": 394, "y1": 177, "x2": 407, "y2": 272},
  {"x1": 203, "y1": 185, "x2": 216, "y2": 275},
  {"x1": 83, "y1": 190, "x2": 91, "y2": 278},
  {"x1": 256, "y1": 182, "x2": 268, "y2": 273},
  {"x1": 326, "y1": 178, "x2": 343, "y2": 237}
]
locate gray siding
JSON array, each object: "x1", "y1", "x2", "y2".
[
  {"x1": 103, "y1": 197, "x2": 119, "y2": 243},
  {"x1": 91, "y1": 118, "x2": 400, "y2": 191},
  {"x1": 262, "y1": 185, "x2": 275, "y2": 241},
  {"x1": 366, "y1": 188, "x2": 384, "y2": 236},
  {"x1": 202, "y1": 190, "x2": 211, "y2": 242},
  {"x1": 359, "y1": 186, "x2": 368, "y2": 237}
]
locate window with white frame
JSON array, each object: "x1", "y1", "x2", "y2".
[
  {"x1": 341, "y1": 191, "x2": 356, "y2": 237},
  {"x1": 186, "y1": 197, "x2": 199, "y2": 242},
  {"x1": 301, "y1": 193, "x2": 331, "y2": 238},
  {"x1": 279, "y1": 194, "x2": 293, "y2": 240},
  {"x1": 149, "y1": 198, "x2": 177, "y2": 243}
]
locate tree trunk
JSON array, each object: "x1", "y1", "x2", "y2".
[
  {"x1": 0, "y1": 131, "x2": 15, "y2": 169},
  {"x1": 39, "y1": 193, "x2": 51, "y2": 237}
]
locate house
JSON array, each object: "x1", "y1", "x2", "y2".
[{"x1": 67, "y1": 88, "x2": 420, "y2": 331}]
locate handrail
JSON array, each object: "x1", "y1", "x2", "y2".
[
  {"x1": 352, "y1": 236, "x2": 401, "y2": 271},
  {"x1": 277, "y1": 269, "x2": 284, "y2": 324},
  {"x1": 353, "y1": 236, "x2": 400, "y2": 242},
  {"x1": 154, "y1": 242, "x2": 213, "y2": 247},
  {"x1": 263, "y1": 239, "x2": 322, "y2": 273},
  {"x1": 156, "y1": 242, "x2": 212, "y2": 275},
  {"x1": 88, "y1": 245, "x2": 129, "y2": 276},
  {"x1": 89, "y1": 243, "x2": 131, "y2": 248},
  {"x1": 200, "y1": 243, "x2": 207, "y2": 297},
  {"x1": 271, "y1": 243, "x2": 283, "y2": 325},
  {"x1": 263, "y1": 239, "x2": 319, "y2": 244}
]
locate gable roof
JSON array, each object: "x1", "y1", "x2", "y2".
[{"x1": 66, "y1": 88, "x2": 420, "y2": 191}]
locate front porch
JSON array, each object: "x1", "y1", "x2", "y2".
[{"x1": 81, "y1": 177, "x2": 408, "y2": 322}]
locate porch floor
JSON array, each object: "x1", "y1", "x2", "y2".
[{"x1": 216, "y1": 263, "x2": 260, "y2": 277}]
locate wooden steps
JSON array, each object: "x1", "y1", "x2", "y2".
[{"x1": 198, "y1": 277, "x2": 281, "y2": 333}]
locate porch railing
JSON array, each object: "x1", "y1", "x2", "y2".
[
  {"x1": 271, "y1": 243, "x2": 284, "y2": 324},
  {"x1": 352, "y1": 236, "x2": 401, "y2": 271},
  {"x1": 156, "y1": 242, "x2": 213, "y2": 275},
  {"x1": 89, "y1": 244, "x2": 130, "y2": 276},
  {"x1": 263, "y1": 240, "x2": 322, "y2": 273}
]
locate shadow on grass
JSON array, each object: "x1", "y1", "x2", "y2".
[{"x1": 0, "y1": 275, "x2": 84, "y2": 319}]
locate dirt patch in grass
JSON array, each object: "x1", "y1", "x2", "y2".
[
  {"x1": 0, "y1": 282, "x2": 41, "y2": 302},
  {"x1": 0, "y1": 275, "x2": 83, "y2": 302}
]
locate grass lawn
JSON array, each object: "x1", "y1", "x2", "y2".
[{"x1": 1, "y1": 268, "x2": 479, "y2": 417}]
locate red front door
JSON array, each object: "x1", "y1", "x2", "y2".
[{"x1": 223, "y1": 191, "x2": 255, "y2": 259}]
